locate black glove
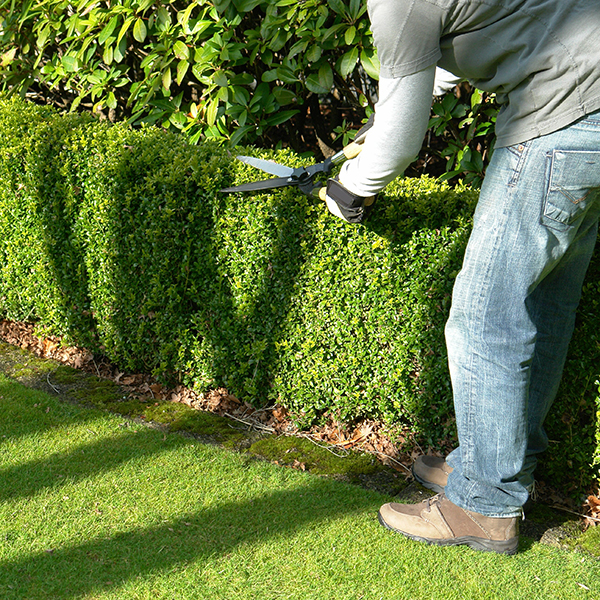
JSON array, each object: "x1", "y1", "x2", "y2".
[{"x1": 323, "y1": 177, "x2": 376, "y2": 224}]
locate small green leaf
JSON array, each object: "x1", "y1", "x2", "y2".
[
  {"x1": 229, "y1": 124, "x2": 255, "y2": 146},
  {"x1": 116, "y1": 16, "x2": 135, "y2": 45},
  {"x1": 103, "y1": 44, "x2": 114, "y2": 65},
  {"x1": 62, "y1": 55, "x2": 80, "y2": 73},
  {"x1": 231, "y1": 72, "x2": 255, "y2": 86},
  {"x1": 191, "y1": 20, "x2": 213, "y2": 36},
  {"x1": 360, "y1": 49, "x2": 380, "y2": 80},
  {"x1": 269, "y1": 29, "x2": 289, "y2": 52},
  {"x1": 322, "y1": 23, "x2": 346, "y2": 43},
  {"x1": 169, "y1": 111, "x2": 187, "y2": 128},
  {"x1": 133, "y1": 18, "x2": 147, "y2": 43},
  {"x1": 157, "y1": 7, "x2": 171, "y2": 27},
  {"x1": 106, "y1": 92, "x2": 117, "y2": 109},
  {"x1": 99, "y1": 16, "x2": 119, "y2": 45},
  {"x1": 265, "y1": 109, "x2": 299, "y2": 126},
  {"x1": 338, "y1": 47, "x2": 359, "y2": 79},
  {"x1": 317, "y1": 63, "x2": 333, "y2": 92},
  {"x1": 288, "y1": 39, "x2": 309, "y2": 59},
  {"x1": 176, "y1": 59, "x2": 189, "y2": 85},
  {"x1": 344, "y1": 25, "x2": 356, "y2": 46},
  {"x1": 471, "y1": 88, "x2": 483, "y2": 109},
  {"x1": 231, "y1": 86, "x2": 250, "y2": 106},
  {"x1": 213, "y1": 0, "x2": 232, "y2": 12},
  {"x1": 261, "y1": 70, "x2": 279, "y2": 83},
  {"x1": 213, "y1": 71, "x2": 229, "y2": 87},
  {"x1": 162, "y1": 68, "x2": 172, "y2": 91},
  {"x1": 36, "y1": 24, "x2": 51, "y2": 48},
  {"x1": 272, "y1": 87, "x2": 296, "y2": 106},
  {"x1": 232, "y1": 0, "x2": 263, "y2": 11},
  {"x1": 177, "y1": 3, "x2": 196, "y2": 29},
  {"x1": 113, "y1": 36, "x2": 127, "y2": 63},
  {"x1": 1, "y1": 48, "x2": 17, "y2": 66},
  {"x1": 276, "y1": 66, "x2": 299, "y2": 84},
  {"x1": 137, "y1": 0, "x2": 155, "y2": 12},
  {"x1": 306, "y1": 44, "x2": 322, "y2": 63},
  {"x1": 327, "y1": 0, "x2": 346, "y2": 16},
  {"x1": 217, "y1": 86, "x2": 229, "y2": 102},
  {"x1": 206, "y1": 98, "x2": 219, "y2": 126},
  {"x1": 306, "y1": 74, "x2": 328, "y2": 94},
  {"x1": 173, "y1": 40, "x2": 190, "y2": 60}
]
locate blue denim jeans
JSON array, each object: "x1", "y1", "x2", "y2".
[{"x1": 444, "y1": 110, "x2": 600, "y2": 518}]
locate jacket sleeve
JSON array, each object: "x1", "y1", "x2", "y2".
[
  {"x1": 339, "y1": 66, "x2": 436, "y2": 197},
  {"x1": 434, "y1": 67, "x2": 463, "y2": 96},
  {"x1": 368, "y1": 0, "x2": 443, "y2": 78}
]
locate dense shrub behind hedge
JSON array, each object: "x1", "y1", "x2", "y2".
[
  {"x1": 0, "y1": 0, "x2": 498, "y2": 185},
  {"x1": 0, "y1": 96, "x2": 598, "y2": 493},
  {"x1": 0, "y1": 0, "x2": 378, "y2": 148}
]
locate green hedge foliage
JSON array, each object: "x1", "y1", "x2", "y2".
[
  {"x1": 0, "y1": 0, "x2": 378, "y2": 147},
  {"x1": 0, "y1": 96, "x2": 598, "y2": 493}
]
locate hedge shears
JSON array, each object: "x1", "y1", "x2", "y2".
[{"x1": 220, "y1": 116, "x2": 374, "y2": 199}]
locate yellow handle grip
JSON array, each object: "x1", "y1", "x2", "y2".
[{"x1": 342, "y1": 142, "x2": 363, "y2": 160}]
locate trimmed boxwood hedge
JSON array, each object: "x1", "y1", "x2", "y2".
[{"x1": 0, "y1": 96, "x2": 598, "y2": 493}]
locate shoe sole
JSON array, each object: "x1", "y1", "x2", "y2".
[
  {"x1": 378, "y1": 511, "x2": 519, "y2": 555},
  {"x1": 411, "y1": 466, "x2": 445, "y2": 495}
]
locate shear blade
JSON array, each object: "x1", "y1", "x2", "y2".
[
  {"x1": 220, "y1": 176, "x2": 295, "y2": 193},
  {"x1": 236, "y1": 155, "x2": 295, "y2": 177}
]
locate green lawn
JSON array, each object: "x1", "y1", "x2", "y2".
[{"x1": 0, "y1": 373, "x2": 598, "y2": 600}]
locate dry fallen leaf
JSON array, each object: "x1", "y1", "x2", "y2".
[{"x1": 584, "y1": 494, "x2": 600, "y2": 527}]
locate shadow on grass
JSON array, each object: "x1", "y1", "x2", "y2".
[
  {"x1": 1, "y1": 480, "x2": 380, "y2": 599},
  {"x1": 0, "y1": 385, "x2": 383, "y2": 599},
  {"x1": 0, "y1": 377, "x2": 101, "y2": 445},
  {"x1": 0, "y1": 420, "x2": 187, "y2": 505}
]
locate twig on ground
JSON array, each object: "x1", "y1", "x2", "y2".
[
  {"x1": 289, "y1": 432, "x2": 352, "y2": 459},
  {"x1": 550, "y1": 505, "x2": 600, "y2": 524},
  {"x1": 357, "y1": 447, "x2": 412, "y2": 473},
  {"x1": 327, "y1": 432, "x2": 370, "y2": 447},
  {"x1": 223, "y1": 412, "x2": 275, "y2": 434},
  {"x1": 92, "y1": 358, "x2": 101, "y2": 378},
  {"x1": 46, "y1": 372, "x2": 60, "y2": 394},
  {"x1": 250, "y1": 405, "x2": 277, "y2": 415},
  {"x1": 414, "y1": 439, "x2": 425, "y2": 455}
]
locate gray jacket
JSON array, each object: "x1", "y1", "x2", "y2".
[
  {"x1": 340, "y1": 0, "x2": 600, "y2": 196},
  {"x1": 369, "y1": 0, "x2": 600, "y2": 148}
]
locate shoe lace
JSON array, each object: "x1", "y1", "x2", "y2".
[{"x1": 424, "y1": 492, "x2": 445, "y2": 512}]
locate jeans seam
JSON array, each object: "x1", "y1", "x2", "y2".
[
  {"x1": 460, "y1": 184, "x2": 515, "y2": 484},
  {"x1": 508, "y1": 142, "x2": 530, "y2": 188}
]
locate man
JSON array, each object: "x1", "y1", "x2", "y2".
[{"x1": 325, "y1": 0, "x2": 600, "y2": 554}]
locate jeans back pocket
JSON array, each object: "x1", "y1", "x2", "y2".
[{"x1": 543, "y1": 150, "x2": 600, "y2": 231}]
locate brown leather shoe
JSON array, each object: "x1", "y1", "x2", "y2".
[
  {"x1": 378, "y1": 493, "x2": 519, "y2": 555},
  {"x1": 412, "y1": 455, "x2": 453, "y2": 493}
]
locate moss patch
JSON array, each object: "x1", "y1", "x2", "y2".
[
  {"x1": 248, "y1": 435, "x2": 404, "y2": 495},
  {"x1": 51, "y1": 364, "x2": 86, "y2": 385},
  {"x1": 0, "y1": 340, "x2": 246, "y2": 447},
  {"x1": 574, "y1": 525, "x2": 600, "y2": 557},
  {"x1": 0, "y1": 341, "x2": 57, "y2": 381},
  {"x1": 143, "y1": 401, "x2": 247, "y2": 446},
  {"x1": 71, "y1": 376, "x2": 123, "y2": 407}
]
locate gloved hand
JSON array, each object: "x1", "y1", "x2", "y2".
[{"x1": 319, "y1": 176, "x2": 376, "y2": 224}]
